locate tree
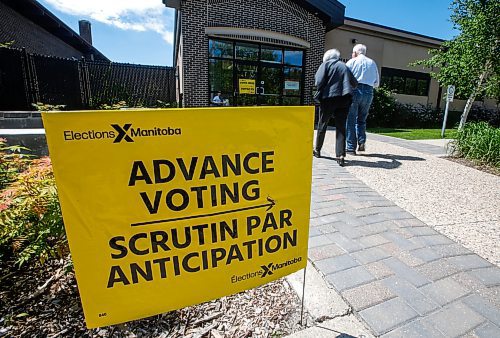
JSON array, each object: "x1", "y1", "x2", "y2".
[{"x1": 414, "y1": 0, "x2": 499, "y2": 129}]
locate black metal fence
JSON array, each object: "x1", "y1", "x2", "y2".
[{"x1": 0, "y1": 47, "x2": 176, "y2": 110}]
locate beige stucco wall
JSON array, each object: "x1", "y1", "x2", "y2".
[{"x1": 325, "y1": 25, "x2": 442, "y2": 108}]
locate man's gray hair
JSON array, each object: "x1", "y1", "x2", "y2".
[
  {"x1": 323, "y1": 49, "x2": 341, "y2": 62},
  {"x1": 353, "y1": 44, "x2": 367, "y2": 55}
]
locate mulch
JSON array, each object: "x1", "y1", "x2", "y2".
[
  {"x1": 445, "y1": 156, "x2": 499, "y2": 176},
  {"x1": 0, "y1": 257, "x2": 309, "y2": 337}
]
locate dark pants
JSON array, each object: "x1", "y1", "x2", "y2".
[{"x1": 315, "y1": 96, "x2": 352, "y2": 158}]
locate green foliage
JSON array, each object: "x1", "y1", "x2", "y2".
[
  {"x1": 0, "y1": 41, "x2": 14, "y2": 48},
  {"x1": 467, "y1": 105, "x2": 500, "y2": 127},
  {"x1": 99, "y1": 100, "x2": 129, "y2": 110},
  {"x1": 368, "y1": 87, "x2": 399, "y2": 127},
  {"x1": 0, "y1": 157, "x2": 67, "y2": 266},
  {"x1": 368, "y1": 87, "x2": 445, "y2": 128},
  {"x1": 31, "y1": 102, "x2": 66, "y2": 112},
  {"x1": 413, "y1": 0, "x2": 499, "y2": 101},
  {"x1": 450, "y1": 122, "x2": 500, "y2": 167},
  {"x1": 0, "y1": 138, "x2": 31, "y2": 190},
  {"x1": 98, "y1": 100, "x2": 177, "y2": 110}
]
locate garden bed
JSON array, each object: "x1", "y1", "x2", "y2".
[
  {"x1": 445, "y1": 156, "x2": 500, "y2": 177},
  {"x1": 0, "y1": 256, "x2": 308, "y2": 337}
]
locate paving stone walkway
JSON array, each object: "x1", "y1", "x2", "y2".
[
  {"x1": 308, "y1": 150, "x2": 500, "y2": 337},
  {"x1": 367, "y1": 133, "x2": 450, "y2": 157}
]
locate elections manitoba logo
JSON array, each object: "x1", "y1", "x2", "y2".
[
  {"x1": 63, "y1": 123, "x2": 182, "y2": 143},
  {"x1": 231, "y1": 257, "x2": 302, "y2": 283}
]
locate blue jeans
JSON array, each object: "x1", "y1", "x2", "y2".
[{"x1": 346, "y1": 84, "x2": 373, "y2": 151}]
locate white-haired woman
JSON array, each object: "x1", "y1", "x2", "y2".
[{"x1": 313, "y1": 49, "x2": 358, "y2": 166}]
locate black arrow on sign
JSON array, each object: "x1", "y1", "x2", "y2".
[{"x1": 131, "y1": 196, "x2": 276, "y2": 227}]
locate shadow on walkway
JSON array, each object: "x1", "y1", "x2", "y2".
[
  {"x1": 347, "y1": 153, "x2": 426, "y2": 169},
  {"x1": 314, "y1": 326, "x2": 358, "y2": 338}
]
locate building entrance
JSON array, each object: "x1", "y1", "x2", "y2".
[{"x1": 209, "y1": 38, "x2": 305, "y2": 106}]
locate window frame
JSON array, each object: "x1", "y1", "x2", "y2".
[
  {"x1": 207, "y1": 38, "x2": 306, "y2": 106},
  {"x1": 380, "y1": 67, "x2": 431, "y2": 97}
]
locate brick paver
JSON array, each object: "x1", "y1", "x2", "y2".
[{"x1": 308, "y1": 153, "x2": 500, "y2": 337}]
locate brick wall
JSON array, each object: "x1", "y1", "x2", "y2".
[
  {"x1": 0, "y1": 2, "x2": 84, "y2": 59},
  {"x1": 180, "y1": 0, "x2": 325, "y2": 107}
]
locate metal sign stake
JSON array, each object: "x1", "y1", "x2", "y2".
[
  {"x1": 300, "y1": 266, "x2": 307, "y2": 326},
  {"x1": 441, "y1": 85, "x2": 455, "y2": 138}
]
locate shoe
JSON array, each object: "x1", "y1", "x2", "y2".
[
  {"x1": 346, "y1": 149, "x2": 356, "y2": 156},
  {"x1": 313, "y1": 149, "x2": 321, "y2": 158},
  {"x1": 336, "y1": 156, "x2": 345, "y2": 167},
  {"x1": 358, "y1": 143, "x2": 365, "y2": 152}
]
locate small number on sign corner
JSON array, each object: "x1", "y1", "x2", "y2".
[{"x1": 99, "y1": 312, "x2": 107, "y2": 318}]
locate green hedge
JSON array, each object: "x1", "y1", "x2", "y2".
[
  {"x1": 450, "y1": 122, "x2": 500, "y2": 168},
  {"x1": 367, "y1": 87, "x2": 498, "y2": 129}
]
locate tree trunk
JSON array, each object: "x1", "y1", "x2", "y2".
[{"x1": 458, "y1": 67, "x2": 489, "y2": 129}]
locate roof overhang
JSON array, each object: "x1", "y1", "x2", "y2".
[
  {"x1": 341, "y1": 17, "x2": 444, "y2": 48},
  {"x1": 1, "y1": 0, "x2": 108, "y2": 61},
  {"x1": 291, "y1": 0, "x2": 345, "y2": 30},
  {"x1": 205, "y1": 27, "x2": 311, "y2": 48},
  {"x1": 163, "y1": 0, "x2": 345, "y2": 30}
]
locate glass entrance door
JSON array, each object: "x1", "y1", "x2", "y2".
[
  {"x1": 257, "y1": 64, "x2": 282, "y2": 106},
  {"x1": 235, "y1": 62, "x2": 258, "y2": 106}
]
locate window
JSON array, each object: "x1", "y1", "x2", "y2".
[
  {"x1": 209, "y1": 40, "x2": 233, "y2": 58},
  {"x1": 380, "y1": 67, "x2": 430, "y2": 96},
  {"x1": 283, "y1": 67, "x2": 302, "y2": 96},
  {"x1": 284, "y1": 50, "x2": 304, "y2": 66},
  {"x1": 236, "y1": 42, "x2": 259, "y2": 61},
  {"x1": 209, "y1": 60, "x2": 233, "y2": 92},
  {"x1": 261, "y1": 46, "x2": 283, "y2": 64},
  {"x1": 208, "y1": 38, "x2": 305, "y2": 105}
]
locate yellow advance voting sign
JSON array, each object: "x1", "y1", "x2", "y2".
[{"x1": 42, "y1": 107, "x2": 314, "y2": 328}]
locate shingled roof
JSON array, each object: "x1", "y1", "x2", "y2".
[{"x1": 1, "y1": 0, "x2": 108, "y2": 61}]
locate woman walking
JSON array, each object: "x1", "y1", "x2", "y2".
[{"x1": 313, "y1": 49, "x2": 357, "y2": 166}]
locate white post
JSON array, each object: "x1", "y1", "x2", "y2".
[
  {"x1": 441, "y1": 100, "x2": 450, "y2": 138},
  {"x1": 442, "y1": 85, "x2": 455, "y2": 138}
]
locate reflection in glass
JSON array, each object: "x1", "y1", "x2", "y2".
[
  {"x1": 209, "y1": 39, "x2": 233, "y2": 58},
  {"x1": 261, "y1": 47, "x2": 283, "y2": 64},
  {"x1": 405, "y1": 78, "x2": 417, "y2": 95},
  {"x1": 284, "y1": 50, "x2": 303, "y2": 66},
  {"x1": 260, "y1": 96, "x2": 280, "y2": 106},
  {"x1": 381, "y1": 75, "x2": 392, "y2": 88},
  {"x1": 417, "y1": 79, "x2": 429, "y2": 96},
  {"x1": 283, "y1": 97, "x2": 301, "y2": 105},
  {"x1": 236, "y1": 64, "x2": 257, "y2": 80},
  {"x1": 236, "y1": 42, "x2": 259, "y2": 61},
  {"x1": 261, "y1": 66, "x2": 281, "y2": 95},
  {"x1": 392, "y1": 76, "x2": 405, "y2": 93},
  {"x1": 284, "y1": 67, "x2": 302, "y2": 96},
  {"x1": 209, "y1": 59, "x2": 233, "y2": 92},
  {"x1": 237, "y1": 95, "x2": 257, "y2": 106}
]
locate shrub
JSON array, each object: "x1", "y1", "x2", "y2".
[
  {"x1": 367, "y1": 87, "x2": 399, "y2": 127},
  {"x1": 367, "y1": 88, "x2": 499, "y2": 129},
  {"x1": 0, "y1": 157, "x2": 67, "y2": 265},
  {"x1": 450, "y1": 122, "x2": 500, "y2": 168},
  {"x1": 31, "y1": 102, "x2": 66, "y2": 112},
  {"x1": 0, "y1": 138, "x2": 31, "y2": 190},
  {"x1": 468, "y1": 106, "x2": 500, "y2": 128}
]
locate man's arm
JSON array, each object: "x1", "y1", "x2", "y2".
[
  {"x1": 373, "y1": 65, "x2": 380, "y2": 88},
  {"x1": 346, "y1": 58, "x2": 354, "y2": 70}
]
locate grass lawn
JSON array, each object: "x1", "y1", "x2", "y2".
[{"x1": 367, "y1": 128, "x2": 458, "y2": 140}]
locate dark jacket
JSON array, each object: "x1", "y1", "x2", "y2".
[{"x1": 315, "y1": 59, "x2": 358, "y2": 100}]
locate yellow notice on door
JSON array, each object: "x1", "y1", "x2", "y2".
[
  {"x1": 239, "y1": 79, "x2": 256, "y2": 94},
  {"x1": 42, "y1": 107, "x2": 314, "y2": 328}
]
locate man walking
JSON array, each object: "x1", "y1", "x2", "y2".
[{"x1": 346, "y1": 44, "x2": 379, "y2": 154}]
